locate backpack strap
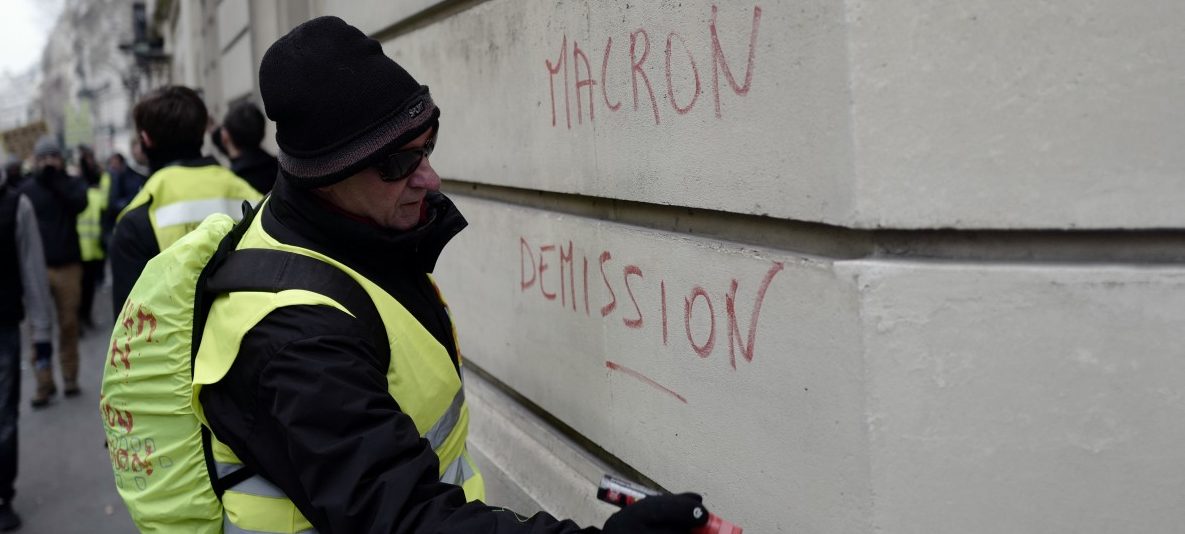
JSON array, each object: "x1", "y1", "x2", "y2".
[
  {"x1": 192, "y1": 200, "x2": 391, "y2": 498},
  {"x1": 191, "y1": 200, "x2": 263, "y2": 499},
  {"x1": 192, "y1": 200, "x2": 264, "y2": 364},
  {"x1": 204, "y1": 248, "x2": 389, "y2": 354}
]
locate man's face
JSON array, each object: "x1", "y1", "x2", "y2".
[
  {"x1": 37, "y1": 154, "x2": 63, "y2": 171},
  {"x1": 321, "y1": 128, "x2": 441, "y2": 231}
]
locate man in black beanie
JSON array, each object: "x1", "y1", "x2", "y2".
[{"x1": 196, "y1": 16, "x2": 710, "y2": 534}]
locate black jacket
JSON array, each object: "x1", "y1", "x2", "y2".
[
  {"x1": 230, "y1": 147, "x2": 278, "y2": 194},
  {"x1": 200, "y1": 178, "x2": 594, "y2": 533},
  {"x1": 19, "y1": 167, "x2": 87, "y2": 266},
  {"x1": 103, "y1": 165, "x2": 148, "y2": 248},
  {"x1": 109, "y1": 195, "x2": 156, "y2": 315},
  {"x1": 107, "y1": 165, "x2": 147, "y2": 217}
]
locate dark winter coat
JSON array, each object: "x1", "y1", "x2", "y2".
[
  {"x1": 230, "y1": 147, "x2": 278, "y2": 194},
  {"x1": 19, "y1": 167, "x2": 87, "y2": 266},
  {"x1": 200, "y1": 177, "x2": 596, "y2": 533}
]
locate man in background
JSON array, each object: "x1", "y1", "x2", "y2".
[
  {"x1": 1, "y1": 158, "x2": 24, "y2": 192},
  {"x1": 18, "y1": 135, "x2": 86, "y2": 405},
  {"x1": 108, "y1": 86, "x2": 261, "y2": 313},
  {"x1": 101, "y1": 152, "x2": 144, "y2": 272},
  {"x1": 104, "y1": 152, "x2": 145, "y2": 219},
  {"x1": 75, "y1": 146, "x2": 107, "y2": 330},
  {"x1": 213, "y1": 101, "x2": 279, "y2": 193}
]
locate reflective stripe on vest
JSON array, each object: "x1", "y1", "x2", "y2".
[
  {"x1": 154, "y1": 198, "x2": 248, "y2": 228},
  {"x1": 426, "y1": 388, "x2": 465, "y2": 451},
  {"x1": 441, "y1": 451, "x2": 478, "y2": 487},
  {"x1": 217, "y1": 462, "x2": 316, "y2": 534},
  {"x1": 216, "y1": 463, "x2": 286, "y2": 499},
  {"x1": 224, "y1": 516, "x2": 315, "y2": 534},
  {"x1": 119, "y1": 164, "x2": 261, "y2": 251},
  {"x1": 192, "y1": 201, "x2": 483, "y2": 533},
  {"x1": 221, "y1": 487, "x2": 317, "y2": 534}
]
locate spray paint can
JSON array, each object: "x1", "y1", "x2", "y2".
[{"x1": 596, "y1": 474, "x2": 743, "y2": 534}]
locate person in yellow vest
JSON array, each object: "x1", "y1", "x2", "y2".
[
  {"x1": 108, "y1": 86, "x2": 262, "y2": 315},
  {"x1": 192, "y1": 17, "x2": 710, "y2": 533},
  {"x1": 75, "y1": 145, "x2": 108, "y2": 329}
]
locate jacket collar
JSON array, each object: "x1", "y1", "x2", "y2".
[
  {"x1": 263, "y1": 176, "x2": 467, "y2": 277},
  {"x1": 147, "y1": 146, "x2": 205, "y2": 175},
  {"x1": 230, "y1": 148, "x2": 276, "y2": 175}
]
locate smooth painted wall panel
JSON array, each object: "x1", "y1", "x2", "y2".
[
  {"x1": 216, "y1": 0, "x2": 249, "y2": 51},
  {"x1": 220, "y1": 35, "x2": 254, "y2": 103},
  {"x1": 844, "y1": 262, "x2": 1185, "y2": 532},
  {"x1": 321, "y1": 0, "x2": 447, "y2": 35},
  {"x1": 378, "y1": 0, "x2": 1185, "y2": 229},
  {"x1": 384, "y1": 0, "x2": 857, "y2": 226},
  {"x1": 846, "y1": 0, "x2": 1185, "y2": 229},
  {"x1": 436, "y1": 194, "x2": 1185, "y2": 531},
  {"x1": 434, "y1": 196, "x2": 871, "y2": 534}
]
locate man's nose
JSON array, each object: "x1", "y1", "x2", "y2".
[{"x1": 408, "y1": 159, "x2": 441, "y2": 191}]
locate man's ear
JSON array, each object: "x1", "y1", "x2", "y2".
[
  {"x1": 139, "y1": 131, "x2": 154, "y2": 149},
  {"x1": 220, "y1": 128, "x2": 236, "y2": 153}
]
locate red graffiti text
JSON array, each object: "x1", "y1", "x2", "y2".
[
  {"x1": 519, "y1": 236, "x2": 783, "y2": 368},
  {"x1": 109, "y1": 300, "x2": 159, "y2": 371},
  {"x1": 546, "y1": 4, "x2": 763, "y2": 128}
]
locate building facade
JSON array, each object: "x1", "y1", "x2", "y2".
[
  {"x1": 38, "y1": 0, "x2": 140, "y2": 158},
  {"x1": 152, "y1": 1, "x2": 1185, "y2": 533}
]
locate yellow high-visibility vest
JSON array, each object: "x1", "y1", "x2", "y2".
[
  {"x1": 103, "y1": 209, "x2": 482, "y2": 534},
  {"x1": 119, "y1": 164, "x2": 261, "y2": 251},
  {"x1": 78, "y1": 180, "x2": 108, "y2": 261},
  {"x1": 192, "y1": 205, "x2": 483, "y2": 533}
]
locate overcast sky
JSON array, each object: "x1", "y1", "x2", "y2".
[{"x1": 0, "y1": 0, "x2": 65, "y2": 75}]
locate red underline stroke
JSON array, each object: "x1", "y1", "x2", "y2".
[{"x1": 604, "y1": 360, "x2": 689, "y2": 404}]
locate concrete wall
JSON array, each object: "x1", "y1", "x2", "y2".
[
  {"x1": 385, "y1": 0, "x2": 1185, "y2": 230},
  {"x1": 157, "y1": 1, "x2": 1185, "y2": 532},
  {"x1": 851, "y1": 262, "x2": 1185, "y2": 533},
  {"x1": 155, "y1": 0, "x2": 316, "y2": 150},
  {"x1": 847, "y1": 0, "x2": 1185, "y2": 229}
]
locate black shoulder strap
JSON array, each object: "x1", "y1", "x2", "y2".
[
  {"x1": 205, "y1": 248, "x2": 389, "y2": 354},
  {"x1": 192, "y1": 200, "x2": 390, "y2": 364},
  {"x1": 192, "y1": 200, "x2": 263, "y2": 367},
  {"x1": 192, "y1": 201, "x2": 262, "y2": 498},
  {"x1": 193, "y1": 201, "x2": 391, "y2": 498}
]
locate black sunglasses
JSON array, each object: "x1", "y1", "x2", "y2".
[{"x1": 376, "y1": 131, "x2": 437, "y2": 182}]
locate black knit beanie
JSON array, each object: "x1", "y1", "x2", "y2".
[{"x1": 259, "y1": 16, "x2": 440, "y2": 188}]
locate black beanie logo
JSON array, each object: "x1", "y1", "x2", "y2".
[{"x1": 407, "y1": 100, "x2": 425, "y2": 118}]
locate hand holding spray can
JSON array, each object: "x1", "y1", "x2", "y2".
[{"x1": 596, "y1": 474, "x2": 743, "y2": 534}]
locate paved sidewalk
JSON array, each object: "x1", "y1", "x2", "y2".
[{"x1": 16, "y1": 282, "x2": 135, "y2": 533}]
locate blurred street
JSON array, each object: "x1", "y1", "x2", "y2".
[{"x1": 16, "y1": 281, "x2": 133, "y2": 533}]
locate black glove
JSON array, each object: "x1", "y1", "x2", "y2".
[
  {"x1": 603, "y1": 493, "x2": 709, "y2": 534},
  {"x1": 34, "y1": 342, "x2": 53, "y2": 364}
]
